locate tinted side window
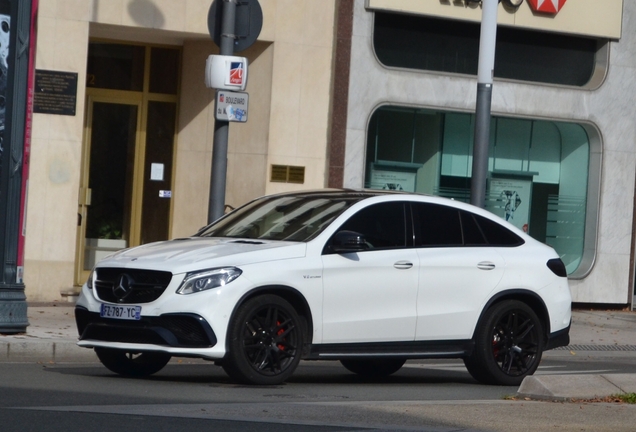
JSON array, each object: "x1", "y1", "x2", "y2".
[
  {"x1": 413, "y1": 203, "x2": 463, "y2": 247},
  {"x1": 460, "y1": 211, "x2": 488, "y2": 246},
  {"x1": 474, "y1": 214, "x2": 524, "y2": 246},
  {"x1": 338, "y1": 202, "x2": 407, "y2": 250}
]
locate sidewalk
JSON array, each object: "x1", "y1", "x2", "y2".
[
  {"x1": 0, "y1": 302, "x2": 96, "y2": 362},
  {"x1": 1, "y1": 303, "x2": 635, "y2": 400},
  {"x1": 520, "y1": 308, "x2": 636, "y2": 400}
]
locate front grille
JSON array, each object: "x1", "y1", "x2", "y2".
[
  {"x1": 94, "y1": 268, "x2": 172, "y2": 304},
  {"x1": 75, "y1": 307, "x2": 217, "y2": 348}
]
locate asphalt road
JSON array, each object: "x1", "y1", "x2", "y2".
[{"x1": 1, "y1": 356, "x2": 635, "y2": 432}]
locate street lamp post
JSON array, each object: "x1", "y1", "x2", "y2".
[
  {"x1": 208, "y1": 0, "x2": 237, "y2": 223},
  {"x1": 0, "y1": 0, "x2": 35, "y2": 334},
  {"x1": 470, "y1": 0, "x2": 499, "y2": 208}
]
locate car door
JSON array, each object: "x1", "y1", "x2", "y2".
[
  {"x1": 321, "y1": 201, "x2": 419, "y2": 343},
  {"x1": 412, "y1": 203, "x2": 506, "y2": 341}
]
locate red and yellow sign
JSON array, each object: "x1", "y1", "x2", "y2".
[{"x1": 527, "y1": 0, "x2": 567, "y2": 14}]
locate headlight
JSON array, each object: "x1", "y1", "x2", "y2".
[
  {"x1": 177, "y1": 267, "x2": 242, "y2": 295},
  {"x1": 86, "y1": 270, "x2": 95, "y2": 289}
]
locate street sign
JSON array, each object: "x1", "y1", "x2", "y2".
[
  {"x1": 205, "y1": 55, "x2": 248, "y2": 90},
  {"x1": 208, "y1": 0, "x2": 263, "y2": 53},
  {"x1": 215, "y1": 90, "x2": 249, "y2": 122}
]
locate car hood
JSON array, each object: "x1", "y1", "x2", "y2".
[{"x1": 95, "y1": 237, "x2": 307, "y2": 274}]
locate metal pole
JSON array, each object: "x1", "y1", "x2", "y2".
[
  {"x1": 0, "y1": 0, "x2": 32, "y2": 334},
  {"x1": 470, "y1": 0, "x2": 498, "y2": 208},
  {"x1": 208, "y1": 0, "x2": 236, "y2": 223}
]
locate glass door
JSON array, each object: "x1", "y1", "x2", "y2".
[
  {"x1": 75, "y1": 42, "x2": 180, "y2": 286},
  {"x1": 140, "y1": 101, "x2": 177, "y2": 244},
  {"x1": 76, "y1": 97, "x2": 142, "y2": 284}
]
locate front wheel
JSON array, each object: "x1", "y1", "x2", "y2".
[
  {"x1": 465, "y1": 300, "x2": 544, "y2": 386},
  {"x1": 95, "y1": 348, "x2": 171, "y2": 377},
  {"x1": 223, "y1": 295, "x2": 304, "y2": 385},
  {"x1": 341, "y1": 359, "x2": 406, "y2": 377}
]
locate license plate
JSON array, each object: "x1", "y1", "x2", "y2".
[{"x1": 100, "y1": 303, "x2": 142, "y2": 320}]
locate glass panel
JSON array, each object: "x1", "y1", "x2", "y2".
[
  {"x1": 373, "y1": 108, "x2": 415, "y2": 163},
  {"x1": 373, "y1": 12, "x2": 598, "y2": 87},
  {"x1": 366, "y1": 109, "x2": 443, "y2": 195},
  {"x1": 140, "y1": 101, "x2": 176, "y2": 244},
  {"x1": 87, "y1": 43, "x2": 145, "y2": 91},
  {"x1": 460, "y1": 211, "x2": 487, "y2": 246},
  {"x1": 375, "y1": 12, "x2": 479, "y2": 76},
  {"x1": 366, "y1": 106, "x2": 592, "y2": 273},
  {"x1": 338, "y1": 202, "x2": 406, "y2": 250},
  {"x1": 474, "y1": 215, "x2": 524, "y2": 247},
  {"x1": 149, "y1": 47, "x2": 180, "y2": 95},
  {"x1": 412, "y1": 203, "x2": 462, "y2": 247},
  {"x1": 84, "y1": 103, "x2": 137, "y2": 270},
  {"x1": 199, "y1": 194, "x2": 363, "y2": 241}
]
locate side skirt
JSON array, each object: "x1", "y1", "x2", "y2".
[{"x1": 305, "y1": 340, "x2": 474, "y2": 360}]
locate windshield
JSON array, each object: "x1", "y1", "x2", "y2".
[{"x1": 196, "y1": 194, "x2": 364, "y2": 242}]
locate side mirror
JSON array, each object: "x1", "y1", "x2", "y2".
[{"x1": 330, "y1": 230, "x2": 368, "y2": 253}]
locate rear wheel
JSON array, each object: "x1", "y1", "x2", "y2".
[
  {"x1": 223, "y1": 295, "x2": 303, "y2": 385},
  {"x1": 340, "y1": 359, "x2": 406, "y2": 377},
  {"x1": 95, "y1": 348, "x2": 171, "y2": 377},
  {"x1": 465, "y1": 300, "x2": 543, "y2": 386}
]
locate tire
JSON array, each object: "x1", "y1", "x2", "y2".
[
  {"x1": 340, "y1": 359, "x2": 406, "y2": 377},
  {"x1": 465, "y1": 300, "x2": 544, "y2": 386},
  {"x1": 222, "y1": 295, "x2": 304, "y2": 385},
  {"x1": 95, "y1": 348, "x2": 171, "y2": 377}
]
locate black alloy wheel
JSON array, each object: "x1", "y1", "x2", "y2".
[
  {"x1": 94, "y1": 348, "x2": 171, "y2": 377},
  {"x1": 223, "y1": 295, "x2": 303, "y2": 385},
  {"x1": 464, "y1": 300, "x2": 544, "y2": 386}
]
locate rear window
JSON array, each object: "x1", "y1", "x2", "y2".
[
  {"x1": 412, "y1": 202, "x2": 523, "y2": 247},
  {"x1": 473, "y1": 214, "x2": 524, "y2": 246}
]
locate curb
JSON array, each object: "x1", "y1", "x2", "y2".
[
  {"x1": 518, "y1": 374, "x2": 636, "y2": 400},
  {"x1": 0, "y1": 341, "x2": 98, "y2": 363}
]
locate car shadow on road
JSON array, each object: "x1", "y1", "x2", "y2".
[{"x1": 43, "y1": 360, "x2": 480, "y2": 387}]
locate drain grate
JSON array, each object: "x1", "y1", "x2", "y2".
[{"x1": 554, "y1": 345, "x2": 636, "y2": 352}]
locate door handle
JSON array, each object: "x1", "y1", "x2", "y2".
[
  {"x1": 477, "y1": 261, "x2": 496, "y2": 270},
  {"x1": 394, "y1": 261, "x2": 413, "y2": 270}
]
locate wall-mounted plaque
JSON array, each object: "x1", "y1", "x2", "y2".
[
  {"x1": 270, "y1": 165, "x2": 305, "y2": 184},
  {"x1": 33, "y1": 70, "x2": 78, "y2": 116}
]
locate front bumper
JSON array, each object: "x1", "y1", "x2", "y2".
[{"x1": 75, "y1": 307, "x2": 217, "y2": 349}]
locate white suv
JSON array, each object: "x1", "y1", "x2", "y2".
[{"x1": 75, "y1": 190, "x2": 571, "y2": 385}]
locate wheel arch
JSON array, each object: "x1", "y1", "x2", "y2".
[
  {"x1": 226, "y1": 285, "x2": 314, "y2": 352},
  {"x1": 474, "y1": 290, "x2": 551, "y2": 342}
]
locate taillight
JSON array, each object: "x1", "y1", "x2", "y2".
[{"x1": 547, "y1": 258, "x2": 567, "y2": 277}]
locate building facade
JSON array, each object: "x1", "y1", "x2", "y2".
[
  {"x1": 337, "y1": 0, "x2": 632, "y2": 305},
  {"x1": 26, "y1": 0, "x2": 337, "y2": 301},
  {"x1": 24, "y1": 0, "x2": 636, "y2": 308}
]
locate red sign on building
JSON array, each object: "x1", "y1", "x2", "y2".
[{"x1": 527, "y1": 0, "x2": 567, "y2": 14}]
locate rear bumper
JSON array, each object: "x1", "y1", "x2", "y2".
[{"x1": 545, "y1": 323, "x2": 570, "y2": 350}]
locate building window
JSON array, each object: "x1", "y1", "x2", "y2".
[
  {"x1": 365, "y1": 106, "x2": 599, "y2": 276},
  {"x1": 373, "y1": 12, "x2": 606, "y2": 88}
]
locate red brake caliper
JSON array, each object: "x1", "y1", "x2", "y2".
[{"x1": 277, "y1": 321, "x2": 285, "y2": 351}]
